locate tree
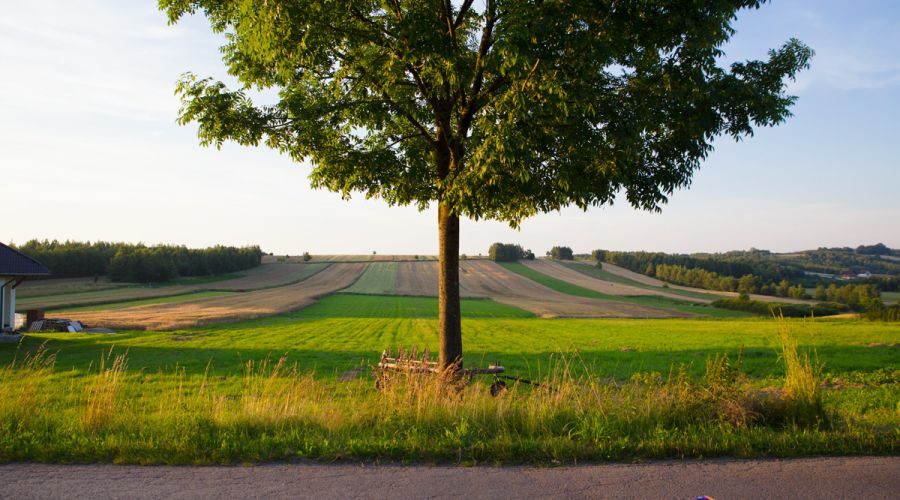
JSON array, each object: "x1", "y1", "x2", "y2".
[
  {"x1": 161, "y1": 1, "x2": 811, "y2": 371},
  {"x1": 549, "y1": 246, "x2": 574, "y2": 260},
  {"x1": 488, "y1": 242, "x2": 525, "y2": 262}
]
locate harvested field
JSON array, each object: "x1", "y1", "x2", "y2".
[
  {"x1": 16, "y1": 277, "x2": 133, "y2": 299},
  {"x1": 341, "y1": 263, "x2": 398, "y2": 295},
  {"x1": 588, "y1": 261, "x2": 817, "y2": 305},
  {"x1": 207, "y1": 263, "x2": 329, "y2": 291},
  {"x1": 52, "y1": 291, "x2": 239, "y2": 313},
  {"x1": 396, "y1": 261, "x2": 440, "y2": 297},
  {"x1": 17, "y1": 263, "x2": 328, "y2": 312},
  {"x1": 65, "y1": 263, "x2": 367, "y2": 330},
  {"x1": 396, "y1": 260, "x2": 689, "y2": 318},
  {"x1": 522, "y1": 259, "x2": 707, "y2": 302},
  {"x1": 315, "y1": 255, "x2": 437, "y2": 262}
]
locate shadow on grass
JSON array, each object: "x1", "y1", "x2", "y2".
[{"x1": 1, "y1": 332, "x2": 894, "y2": 382}]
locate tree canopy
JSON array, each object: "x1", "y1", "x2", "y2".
[
  {"x1": 161, "y1": 0, "x2": 811, "y2": 368},
  {"x1": 162, "y1": 0, "x2": 811, "y2": 225}
]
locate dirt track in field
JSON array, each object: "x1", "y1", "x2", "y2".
[
  {"x1": 595, "y1": 262, "x2": 816, "y2": 305},
  {"x1": 71, "y1": 263, "x2": 367, "y2": 330},
  {"x1": 396, "y1": 260, "x2": 690, "y2": 318},
  {"x1": 522, "y1": 259, "x2": 710, "y2": 302}
]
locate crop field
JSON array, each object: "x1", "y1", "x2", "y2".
[
  {"x1": 302, "y1": 255, "x2": 437, "y2": 263},
  {"x1": 17, "y1": 263, "x2": 329, "y2": 312},
  {"x1": 16, "y1": 277, "x2": 134, "y2": 298},
  {"x1": 499, "y1": 262, "x2": 746, "y2": 318},
  {"x1": 883, "y1": 291, "x2": 900, "y2": 303},
  {"x1": 63, "y1": 263, "x2": 366, "y2": 330},
  {"x1": 0, "y1": 293, "x2": 896, "y2": 464},
  {"x1": 563, "y1": 261, "x2": 720, "y2": 301},
  {"x1": 341, "y1": 262, "x2": 398, "y2": 295},
  {"x1": 51, "y1": 291, "x2": 239, "y2": 313},
  {"x1": 395, "y1": 260, "x2": 690, "y2": 318},
  {"x1": 523, "y1": 259, "x2": 712, "y2": 302},
  {"x1": 595, "y1": 261, "x2": 814, "y2": 305}
]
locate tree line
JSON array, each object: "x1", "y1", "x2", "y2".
[
  {"x1": 710, "y1": 296, "x2": 847, "y2": 318},
  {"x1": 653, "y1": 264, "x2": 809, "y2": 298},
  {"x1": 15, "y1": 240, "x2": 263, "y2": 283},
  {"x1": 593, "y1": 247, "x2": 900, "y2": 283}
]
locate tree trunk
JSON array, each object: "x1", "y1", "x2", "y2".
[{"x1": 437, "y1": 203, "x2": 462, "y2": 371}]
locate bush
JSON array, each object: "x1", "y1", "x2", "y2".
[
  {"x1": 865, "y1": 299, "x2": 900, "y2": 322},
  {"x1": 303, "y1": 252, "x2": 312, "y2": 262}
]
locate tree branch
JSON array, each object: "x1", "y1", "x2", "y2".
[
  {"x1": 457, "y1": 0, "x2": 497, "y2": 137},
  {"x1": 453, "y1": 0, "x2": 476, "y2": 30}
]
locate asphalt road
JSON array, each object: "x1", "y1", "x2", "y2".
[{"x1": 0, "y1": 457, "x2": 897, "y2": 499}]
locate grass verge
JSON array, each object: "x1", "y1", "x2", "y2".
[{"x1": 0, "y1": 321, "x2": 894, "y2": 464}]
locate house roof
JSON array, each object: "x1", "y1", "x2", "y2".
[{"x1": 0, "y1": 242, "x2": 50, "y2": 276}]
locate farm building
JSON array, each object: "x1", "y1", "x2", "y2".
[{"x1": 0, "y1": 242, "x2": 50, "y2": 331}]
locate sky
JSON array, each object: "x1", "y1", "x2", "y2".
[{"x1": 1, "y1": 1, "x2": 898, "y2": 256}]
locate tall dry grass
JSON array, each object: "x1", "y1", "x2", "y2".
[
  {"x1": 82, "y1": 349, "x2": 128, "y2": 431},
  {"x1": 776, "y1": 316, "x2": 825, "y2": 425},
  {"x1": 0, "y1": 324, "x2": 871, "y2": 464}
]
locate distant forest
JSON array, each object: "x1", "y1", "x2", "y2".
[
  {"x1": 591, "y1": 245, "x2": 900, "y2": 303},
  {"x1": 15, "y1": 240, "x2": 263, "y2": 283}
]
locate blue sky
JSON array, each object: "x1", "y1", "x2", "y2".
[{"x1": 2, "y1": 1, "x2": 898, "y2": 255}]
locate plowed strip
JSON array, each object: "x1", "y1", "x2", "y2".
[
  {"x1": 396, "y1": 260, "x2": 690, "y2": 318},
  {"x1": 597, "y1": 262, "x2": 816, "y2": 305},
  {"x1": 522, "y1": 260, "x2": 707, "y2": 302},
  {"x1": 71, "y1": 263, "x2": 367, "y2": 330},
  {"x1": 396, "y1": 261, "x2": 440, "y2": 296}
]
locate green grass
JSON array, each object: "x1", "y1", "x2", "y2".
[
  {"x1": 6, "y1": 294, "x2": 897, "y2": 378},
  {"x1": 561, "y1": 261, "x2": 720, "y2": 301},
  {"x1": 307, "y1": 294, "x2": 534, "y2": 319},
  {"x1": 0, "y1": 293, "x2": 897, "y2": 464},
  {"x1": 499, "y1": 262, "x2": 748, "y2": 318},
  {"x1": 882, "y1": 291, "x2": 900, "y2": 304},
  {"x1": 49, "y1": 291, "x2": 239, "y2": 313},
  {"x1": 340, "y1": 262, "x2": 398, "y2": 294}
]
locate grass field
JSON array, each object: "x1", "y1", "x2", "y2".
[
  {"x1": 340, "y1": 263, "x2": 398, "y2": 295},
  {"x1": 499, "y1": 262, "x2": 748, "y2": 318},
  {"x1": 0, "y1": 293, "x2": 896, "y2": 464},
  {"x1": 882, "y1": 291, "x2": 900, "y2": 303}
]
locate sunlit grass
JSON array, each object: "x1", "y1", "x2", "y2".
[{"x1": 0, "y1": 295, "x2": 896, "y2": 464}]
